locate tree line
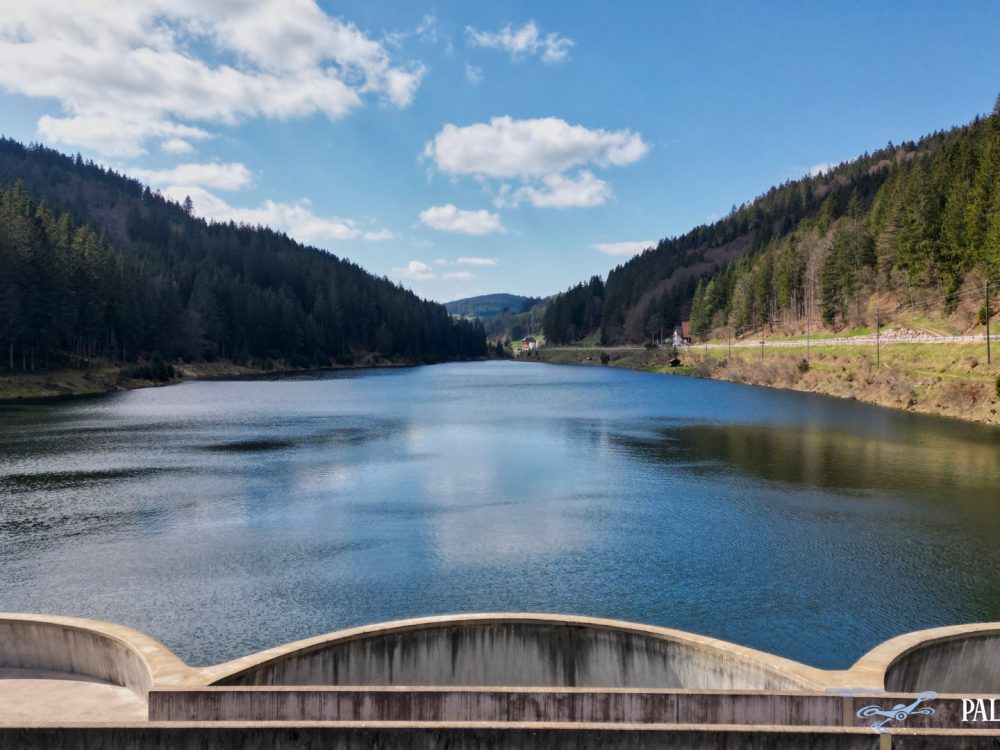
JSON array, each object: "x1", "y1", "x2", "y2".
[{"x1": 0, "y1": 138, "x2": 486, "y2": 372}]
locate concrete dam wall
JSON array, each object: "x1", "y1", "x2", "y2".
[
  {"x1": 0, "y1": 616, "x2": 154, "y2": 697},
  {"x1": 5, "y1": 613, "x2": 1000, "y2": 697},
  {"x1": 212, "y1": 617, "x2": 814, "y2": 690},
  {"x1": 3, "y1": 611, "x2": 1000, "y2": 748},
  {"x1": 884, "y1": 629, "x2": 1000, "y2": 693}
]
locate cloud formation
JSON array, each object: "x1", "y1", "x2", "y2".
[
  {"x1": 425, "y1": 116, "x2": 648, "y2": 179},
  {"x1": 419, "y1": 204, "x2": 505, "y2": 235},
  {"x1": 389, "y1": 261, "x2": 478, "y2": 285},
  {"x1": 808, "y1": 162, "x2": 835, "y2": 177},
  {"x1": 466, "y1": 21, "x2": 573, "y2": 63},
  {"x1": 163, "y1": 185, "x2": 392, "y2": 245},
  {"x1": 131, "y1": 162, "x2": 254, "y2": 191},
  {"x1": 392, "y1": 260, "x2": 437, "y2": 281},
  {"x1": 160, "y1": 138, "x2": 196, "y2": 155},
  {"x1": 424, "y1": 116, "x2": 647, "y2": 209},
  {"x1": 0, "y1": 1, "x2": 425, "y2": 156},
  {"x1": 465, "y1": 64, "x2": 484, "y2": 84},
  {"x1": 505, "y1": 170, "x2": 611, "y2": 208},
  {"x1": 593, "y1": 240, "x2": 654, "y2": 256}
]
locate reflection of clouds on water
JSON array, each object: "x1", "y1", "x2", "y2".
[
  {"x1": 429, "y1": 495, "x2": 593, "y2": 565},
  {"x1": 306, "y1": 465, "x2": 358, "y2": 494},
  {"x1": 411, "y1": 421, "x2": 599, "y2": 564}
]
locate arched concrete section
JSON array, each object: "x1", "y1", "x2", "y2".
[
  {"x1": 0, "y1": 613, "x2": 199, "y2": 722},
  {"x1": 852, "y1": 623, "x2": 1000, "y2": 693},
  {"x1": 3, "y1": 611, "x2": 1000, "y2": 715},
  {"x1": 0, "y1": 613, "x2": 196, "y2": 695},
  {"x1": 202, "y1": 614, "x2": 830, "y2": 690}
]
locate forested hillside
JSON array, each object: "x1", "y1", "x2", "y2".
[
  {"x1": 545, "y1": 99, "x2": 1000, "y2": 345},
  {"x1": 0, "y1": 138, "x2": 486, "y2": 372}
]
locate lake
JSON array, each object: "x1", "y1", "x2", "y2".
[{"x1": 2, "y1": 361, "x2": 999, "y2": 669}]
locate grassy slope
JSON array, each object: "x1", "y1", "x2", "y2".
[{"x1": 532, "y1": 342, "x2": 1000, "y2": 425}]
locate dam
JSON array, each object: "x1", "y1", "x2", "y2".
[{"x1": 2, "y1": 612, "x2": 999, "y2": 748}]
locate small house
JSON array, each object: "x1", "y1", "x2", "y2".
[
  {"x1": 522, "y1": 336, "x2": 537, "y2": 351},
  {"x1": 673, "y1": 324, "x2": 691, "y2": 348}
]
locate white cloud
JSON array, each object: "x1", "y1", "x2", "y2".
[
  {"x1": 0, "y1": 1, "x2": 426, "y2": 156},
  {"x1": 465, "y1": 63, "x2": 483, "y2": 84},
  {"x1": 433, "y1": 256, "x2": 498, "y2": 267},
  {"x1": 593, "y1": 240, "x2": 654, "y2": 256},
  {"x1": 363, "y1": 228, "x2": 395, "y2": 241},
  {"x1": 414, "y1": 15, "x2": 438, "y2": 43},
  {"x1": 132, "y1": 162, "x2": 253, "y2": 191},
  {"x1": 392, "y1": 260, "x2": 437, "y2": 280},
  {"x1": 809, "y1": 162, "x2": 834, "y2": 177},
  {"x1": 37, "y1": 116, "x2": 211, "y2": 159},
  {"x1": 385, "y1": 14, "x2": 438, "y2": 47},
  {"x1": 466, "y1": 21, "x2": 573, "y2": 63},
  {"x1": 507, "y1": 170, "x2": 611, "y2": 208},
  {"x1": 162, "y1": 185, "x2": 391, "y2": 245},
  {"x1": 390, "y1": 259, "x2": 477, "y2": 285},
  {"x1": 160, "y1": 138, "x2": 195, "y2": 155},
  {"x1": 424, "y1": 116, "x2": 646, "y2": 211},
  {"x1": 419, "y1": 204, "x2": 505, "y2": 235},
  {"x1": 424, "y1": 116, "x2": 648, "y2": 179}
]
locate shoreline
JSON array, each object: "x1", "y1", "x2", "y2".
[
  {"x1": 0, "y1": 356, "x2": 481, "y2": 404},
  {"x1": 527, "y1": 344, "x2": 1000, "y2": 426}
]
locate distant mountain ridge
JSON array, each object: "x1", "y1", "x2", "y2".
[{"x1": 445, "y1": 293, "x2": 540, "y2": 320}]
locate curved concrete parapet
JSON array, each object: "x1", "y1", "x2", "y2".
[
  {"x1": 3, "y1": 612, "x2": 1000, "y2": 702},
  {"x1": 852, "y1": 622, "x2": 1000, "y2": 693},
  {"x1": 0, "y1": 613, "x2": 196, "y2": 698},
  {"x1": 202, "y1": 614, "x2": 830, "y2": 690}
]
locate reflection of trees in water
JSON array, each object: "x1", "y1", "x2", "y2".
[{"x1": 615, "y1": 423, "x2": 1000, "y2": 501}]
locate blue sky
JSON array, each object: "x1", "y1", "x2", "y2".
[{"x1": 1, "y1": 1, "x2": 999, "y2": 301}]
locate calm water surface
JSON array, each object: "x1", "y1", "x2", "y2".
[{"x1": 2, "y1": 361, "x2": 999, "y2": 669}]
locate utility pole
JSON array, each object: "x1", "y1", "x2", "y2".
[
  {"x1": 760, "y1": 339, "x2": 765, "y2": 363},
  {"x1": 987, "y1": 279, "x2": 992, "y2": 366},
  {"x1": 806, "y1": 285, "x2": 811, "y2": 363},
  {"x1": 876, "y1": 307, "x2": 881, "y2": 369},
  {"x1": 874, "y1": 273, "x2": 880, "y2": 370}
]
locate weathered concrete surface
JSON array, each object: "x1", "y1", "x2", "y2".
[
  {"x1": 0, "y1": 614, "x2": 199, "y2": 723},
  {"x1": 884, "y1": 632, "x2": 1000, "y2": 694},
  {"x1": 0, "y1": 614, "x2": 196, "y2": 697},
  {"x1": 145, "y1": 688, "x2": 1000, "y2": 730},
  {"x1": 0, "y1": 669, "x2": 146, "y2": 723},
  {"x1": 208, "y1": 615, "x2": 823, "y2": 690},
  {"x1": 149, "y1": 686, "x2": 843, "y2": 725},
  {"x1": 0, "y1": 618, "x2": 152, "y2": 697},
  {"x1": 4, "y1": 610, "x2": 1000, "y2": 735},
  {"x1": 0, "y1": 721, "x2": 891, "y2": 749}
]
